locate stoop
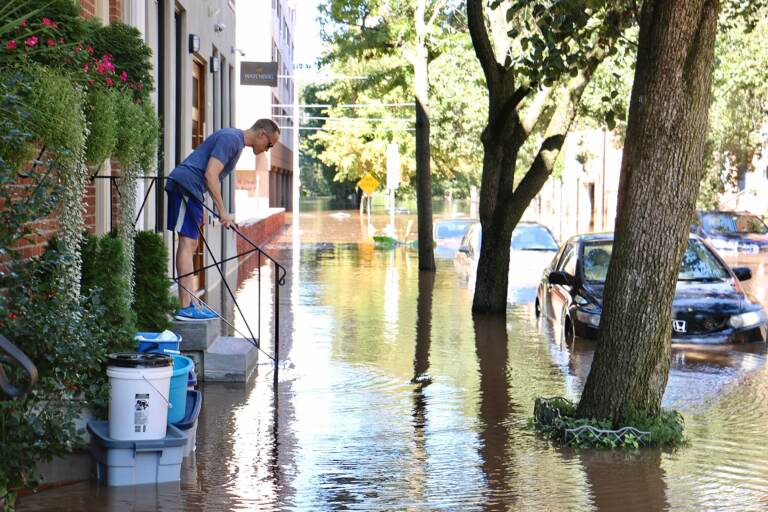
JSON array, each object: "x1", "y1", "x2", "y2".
[{"x1": 203, "y1": 336, "x2": 259, "y2": 382}]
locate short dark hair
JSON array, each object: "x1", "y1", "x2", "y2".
[{"x1": 251, "y1": 118, "x2": 280, "y2": 135}]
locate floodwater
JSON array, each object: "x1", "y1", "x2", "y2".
[{"x1": 19, "y1": 207, "x2": 768, "y2": 511}]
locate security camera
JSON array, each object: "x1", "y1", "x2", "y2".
[{"x1": 214, "y1": 23, "x2": 227, "y2": 32}]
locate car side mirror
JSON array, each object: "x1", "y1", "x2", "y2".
[
  {"x1": 548, "y1": 271, "x2": 573, "y2": 287},
  {"x1": 458, "y1": 244, "x2": 471, "y2": 254},
  {"x1": 733, "y1": 267, "x2": 752, "y2": 281}
]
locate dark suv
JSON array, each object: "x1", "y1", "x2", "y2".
[
  {"x1": 535, "y1": 233, "x2": 768, "y2": 345},
  {"x1": 692, "y1": 211, "x2": 768, "y2": 254}
]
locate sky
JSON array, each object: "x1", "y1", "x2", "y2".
[{"x1": 293, "y1": 0, "x2": 324, "y2": 67}]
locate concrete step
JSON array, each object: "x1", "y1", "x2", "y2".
[
  {"x1": 203, "y1": 336, "x2": 259, "y2": 382},
  {"x1": 172, "y1": 317, "x2": 220, "y2": 351}
]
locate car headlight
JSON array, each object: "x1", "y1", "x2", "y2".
[
  {"x1": 575, "y1": 310, "x2": 601, "y2": 327},
  {"x1": 728, "y1": 309, "x2": 768, "y2": 329}
]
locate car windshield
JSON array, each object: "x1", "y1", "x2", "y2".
[
  {"x1": 582, "y1": 239, "x2": 730, "y2": 282},
  {"x1": 701, "y1": 212, "x2": 768, "y2": 235},
  {"x1": 510, "y1": 225, "x2": 558, "y2": 251},
  {"x1": 435, "y1": 220, "x2": 474, "y2": 240}
]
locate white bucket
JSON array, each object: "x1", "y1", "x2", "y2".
[{"x1": 107, "y1": 353, "x2": 174, "y2": 440}]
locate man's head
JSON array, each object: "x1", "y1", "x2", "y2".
[{"x1": 248, "y1": 119, "x2": 280, "y2": 154}]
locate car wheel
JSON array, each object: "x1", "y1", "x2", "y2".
[{"x1": 564, "y1": 316, "x2": 576, "y2": 344}]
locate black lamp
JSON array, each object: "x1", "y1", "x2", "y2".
[{"x1": 188, "y1": 34, "x2": 200, "y2": 53}]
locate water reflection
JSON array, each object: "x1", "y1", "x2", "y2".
[
  {"x1": 473, "y1": 314, "x2": 515, "y2": 511},
  {"x1": 18, "y1": 218, "x2": 768, "y2": 511}
]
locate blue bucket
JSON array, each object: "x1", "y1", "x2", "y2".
[
  {"x1": 168, "y1": 355, "x2": 194, "y2": 423},
  {"x1": 135, "y1": 332, "x2": 181, "y2": 355}
]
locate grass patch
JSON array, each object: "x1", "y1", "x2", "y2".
[{"x1": 531, "y1": 397, "x2": 685, "y2": 449}]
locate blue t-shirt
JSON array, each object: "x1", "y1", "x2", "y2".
[{"x1": 165, "y1": 128, "x2": 245, "y2": 201}]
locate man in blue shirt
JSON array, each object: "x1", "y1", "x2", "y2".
[{"x1": 166, "y1": 118, "x2": 280, "y2": 321}]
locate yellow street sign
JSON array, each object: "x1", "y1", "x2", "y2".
[{"x1": 357, "y1": 174, "x2": 380, "y2": 195}]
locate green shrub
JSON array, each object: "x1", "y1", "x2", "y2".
[
  {"x1": 114, "y1": 93, "x2": 144, "y2": 167},
  {"x1": 93, "y1": 234, "x2": 136, "y2": 338},
  {"x1": 87, "y1": 21, "x2": 153, "y2": 99},
  {"x1": 83, "y1": 87, "x2": 118, "y2": 165},
  {"x1": 133, "y1": 230, "x2": 177, "y2": 331},
  {"x1": 138, "y1": 100, "x2": 159, "y2": 173},
  {"x1": 0, "y1": 243, "x2": 110, "y2": 503},
  {"x1": 79, "y1": 230, "x2": 99, "y2": 295}
]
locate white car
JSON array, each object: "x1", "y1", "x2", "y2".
[{"x1": 455, "y1": 222, "x2": 559, "y2": 303}]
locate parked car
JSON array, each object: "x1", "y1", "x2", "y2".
[
  {"x1": 535, "y1": 233, "x2": 768, "y2": 344},
  {"x1": 692, "y1": 210, "x2": 768, "y2": 254},
  {"x1": 456, "y1": 222, "x2": 559, "y2": 302},
  {"x1": 433, "y1": 217, "x2": 478, "y2": 257}
]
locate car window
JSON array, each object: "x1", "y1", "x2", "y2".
[
  {"x1": 511, "y1": 225, "x2": 559, "y2": 250},
  {"x1": 679, "y1": 239, "x2": 730, "y2": 280},
  {"x1": 583, "y1": 243, "x2": 613, "y2": 281},
  {"x1": 556, "y1": 245, "x2": 576, "y2": 275},
  {"x1": 702, "y1": 212, "x2": 768, "y2": 235},
  {"x1": 580, "y1": 239, "x2": 729, "y2": 283},
  {"x1": 435, "y1": 220, "x2": 473, "y2": 240}
]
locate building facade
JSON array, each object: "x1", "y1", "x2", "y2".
[
  {"x1": 234, "y1": 0, "x2": 296, "y2": 219},
  {"x1": 80, "y1": 0, "x2": 240, "y2": 313}
]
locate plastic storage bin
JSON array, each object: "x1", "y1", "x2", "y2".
[
  {"x1": 87, "y1": 420, "x2": 186, "y2": 486},
  {"x1": 171, "y1": 390, "x2": 202, "y2": 457},
  {"x1": 168, "y1": 355, "x2": 194, "y2": 423},
  {"x1": 107, "y1": 353, "x2": 173, "y2": 440},
  {"x1": 135, "y1": 331, "x2": 182, "y2": 355}
]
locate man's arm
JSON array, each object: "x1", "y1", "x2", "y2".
[{"x1": 204, "y1": 156, "x2": 236, "y2": 228}]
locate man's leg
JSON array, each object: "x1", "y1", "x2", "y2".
[{"x1": 176, "y1": 234, "x2": 198, "y2": 308}]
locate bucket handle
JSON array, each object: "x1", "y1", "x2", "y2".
[{"x1": 141, "y1": 375, "x2": 172, "y2": 408}]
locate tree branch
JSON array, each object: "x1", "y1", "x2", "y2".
[
  {"x1": 520, "y1": 85, "x2": 553, "y2": 137},
  {"x1": 426, "y1": 0, "x2": 450, "y2": 30},
  {"x1": 510, "y1": 58, "x2": 601, "y2": 213},
  {"x1": 467, "y1": 0, "x2": 500, "y2": 94}
]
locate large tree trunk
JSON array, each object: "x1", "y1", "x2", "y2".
[
  {"x1": 577, "y1": 0, "x2": 720, "y2": 422},
  {"x1": 414, "y1": 0, "x2": 435, "y2": 271}
]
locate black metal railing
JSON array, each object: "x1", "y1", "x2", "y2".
[
  {"x1": 0, "y1": 334, "x2": 38, "y2": 399},
  {"x1": 91, "y1": 173, "x2": 287, "y2": 386}
]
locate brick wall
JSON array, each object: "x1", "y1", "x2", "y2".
[
  {"x1": 236, "y1": 211, "x2": 287, "y2": 285},
  {"x1": 109, "y1": 0, "x2": 121, "y2": 23},
  {"x1": 80, "y1": 0, "x2": 96, "y2": 19}
]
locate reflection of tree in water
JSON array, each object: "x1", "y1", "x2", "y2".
[
  {"x1": 576, "y1": 449, "x2": 668, "y2": 512},
  {"x1": 473, "y1": 314, "x2": 518, "y2": 511},
  {"x1": 408, "y1": 271, "x2": 435, "y2": 506}
]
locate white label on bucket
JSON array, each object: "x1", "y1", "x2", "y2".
[{"x1": 134, "y1": 393, "x2": 150, "y2": 433}]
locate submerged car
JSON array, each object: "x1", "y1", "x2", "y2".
[
  {"x1": 535, "y1": 233, "x2": 768, "y2": 344},
  {"x1": 433, "y1": 218, "x2": 478, "y2": 257},
  {"x1": 692, "y1": 210, "x2": 768, "y2": 254},
  {"x1": 456, "y1": 222, "x2": 559, "y2": 302}
]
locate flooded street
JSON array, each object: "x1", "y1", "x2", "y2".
[{"x1": 20, "y1": 207, "x2": 768, "y2": 511}]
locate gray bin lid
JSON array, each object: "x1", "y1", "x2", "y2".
[
  {"x1": 87, "y1": 421, "x2": 186, "y2": 449},
  {"x1": 107, "y1": 352, "x2": 173, "y2": 369}
]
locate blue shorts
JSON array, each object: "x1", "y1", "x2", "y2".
[{"x1": 166, "y1": 186, "x2": 203, "y2": 239}]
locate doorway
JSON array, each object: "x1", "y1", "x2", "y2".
[{"x1": 191, "y1": 57, "x2": 206, "y2": 293}]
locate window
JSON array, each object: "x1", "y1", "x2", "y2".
[{"x1": 557, "y1": 245, "x2": 577, "y2": 277}]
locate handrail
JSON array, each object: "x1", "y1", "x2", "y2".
[
  {"x1": 0, "y1": 334, "x2": 38, "y2": 399},
  {"x1": 101, "y1": 173, "x2": 287, "y2": 387}
]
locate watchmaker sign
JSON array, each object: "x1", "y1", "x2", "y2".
[{"x1": 240, "y1": 62, "x2": 278, "y2": 87}]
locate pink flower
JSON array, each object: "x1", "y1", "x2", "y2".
[
  {"x1": 46, "y1": 39, "x2": 56, "y2": 47},
  {"x1": 82, "y1": 63, "x2": 89, "y2": 72},
  {"x1": 106, "y1": 77, "x2": 113, "y2": 86},
  {"x1": 137, "y1": 83, "x2": 142, "y2": 90},
  {"x1": 42, "y1": 17, "x2": 54, "y2": 26},
  {"x1": 25, "y1": 36, "x2": 38, "y2": 47},
  {"x1": 86, "y1": 45, "x2": 94, "y2": 54},
  {"x1": 120, "y1": 71, "x2": 127, "y2": 82},
  {"x1": 96, "y1": 62, "x2": 105, "y2": 73},
  {"x1": 5, "y1": 40, "x2": 17, "y2": 50},
  {"x1": 130, "y1": 83, "x2": 135, "y2": 89},
  {"x1": 21, "y1": 20, "x2": 27, "y2": 28}
]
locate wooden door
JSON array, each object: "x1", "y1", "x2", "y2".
[{"x1": 191, "y1": 58, "x2": 206, "y2": 293}]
